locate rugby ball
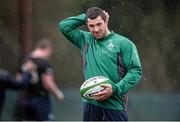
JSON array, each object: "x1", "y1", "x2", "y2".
[{"x1": 80, "y1": 76, "x2": 112, "y2": 100}]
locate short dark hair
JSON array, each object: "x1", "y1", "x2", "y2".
[
  {"x1": 35, "y1": 38, "x2": 53, "y2": 49},
  {"x1": 86, "y1": 7, "x2": 106, "y2": 21}
]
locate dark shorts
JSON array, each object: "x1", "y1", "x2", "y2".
[
  {"x1": 15, "y1": 96, "x2": 52, "y2": 121},
  {"x1": 83, "y1": 102, "x2": 128, "y2": 121},
  {"x1": 0, "y1": 90, "x2": 5, "y2": 119}
]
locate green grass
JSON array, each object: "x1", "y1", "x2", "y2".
[{"x1": 1, "y1": 88, "x2": 180, "y2": 121}]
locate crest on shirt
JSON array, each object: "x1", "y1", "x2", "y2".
[{"x1": 107, "y1": 40, "x2": 114, "y2": 51}]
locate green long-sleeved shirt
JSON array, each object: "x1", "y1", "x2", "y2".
[{"x1": 59, "y1": 14, "x2": 142, "y2": 110}]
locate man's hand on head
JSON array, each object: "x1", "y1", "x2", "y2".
[{"x1": 103, "y1": 10, "x2": 109, "y2": 22}]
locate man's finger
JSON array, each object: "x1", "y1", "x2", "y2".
[
  {"x1": 94, "y1": 89, "x2": 107, "y2": 96},
  {"x1": 103, "y1": 10, "x2": 109, "y2": 18},
  {"x1": 99, "y1": 84, "x2": 111, "y2": 88},
  {"x1": 95, "y1": 95, "x2": 106, "y2": 101}
]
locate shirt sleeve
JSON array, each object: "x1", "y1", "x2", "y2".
[
  {"x1": 40, "y1": 62, "x2": 53, "y2": 75},
  {"x1": 59, "y1": 14, "x2": 88, "y2": 49},
  {"x1": 112, "y1": 40, "x2": 142, "y2": 96}
]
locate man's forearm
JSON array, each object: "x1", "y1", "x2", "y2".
[
  {"x1": 113, "y1": 67, "x2": 142, "y2": 95},
  {"x1": 59, "y1": 14, "x2": 87, "y2": 48},
  {"x1": 48, "y1": 82, "x2": 64, "y2": 101},
  {"x1": 59, "y1": 14, "x2": 86, "y2": 34}
]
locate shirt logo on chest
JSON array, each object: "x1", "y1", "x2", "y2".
[{"x1": 107, "y1": 40, "x2": 114, "y2": 51}]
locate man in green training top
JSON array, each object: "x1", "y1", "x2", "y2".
[{"x1": 59, "y1": 7, "x2": 142, "y2": 121}]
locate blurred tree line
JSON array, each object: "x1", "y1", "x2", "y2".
[{"x1": 0, "y1": 0, "x2": 180, "y2": 92}]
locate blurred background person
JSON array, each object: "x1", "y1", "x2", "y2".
[
  {"x1": 0, "y1": 61, "x2": 33, "y2": 119},
  {"x1": 15, "y1": 38, "x2": 64, "y2": 121}
]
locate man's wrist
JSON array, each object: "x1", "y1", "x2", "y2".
[
  {"x1": 78, "y1": 13, "x2": 86, "y2": 24},
  {"x1": 111, "y1": 84, "x2": 117, "y2": 94}
]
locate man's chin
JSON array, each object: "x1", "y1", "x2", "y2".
[{"x1": 94, "y1": 35, "x2": 103, "y2": 39}]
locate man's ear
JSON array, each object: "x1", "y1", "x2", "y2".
[
  {"x1": 105, "y1": 19, "x2": 109, "y2": 25},
  {"x1": 105, "y1": 17, "x2": 109, "y2": 24}
]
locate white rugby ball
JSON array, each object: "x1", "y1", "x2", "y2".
[{"x1": 80, "y1": 76, "x2": 112, "y2": 100}]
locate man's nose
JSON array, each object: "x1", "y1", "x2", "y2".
[{"x1": 94, "y1": 26, "x2": 99, "y2": 32}]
